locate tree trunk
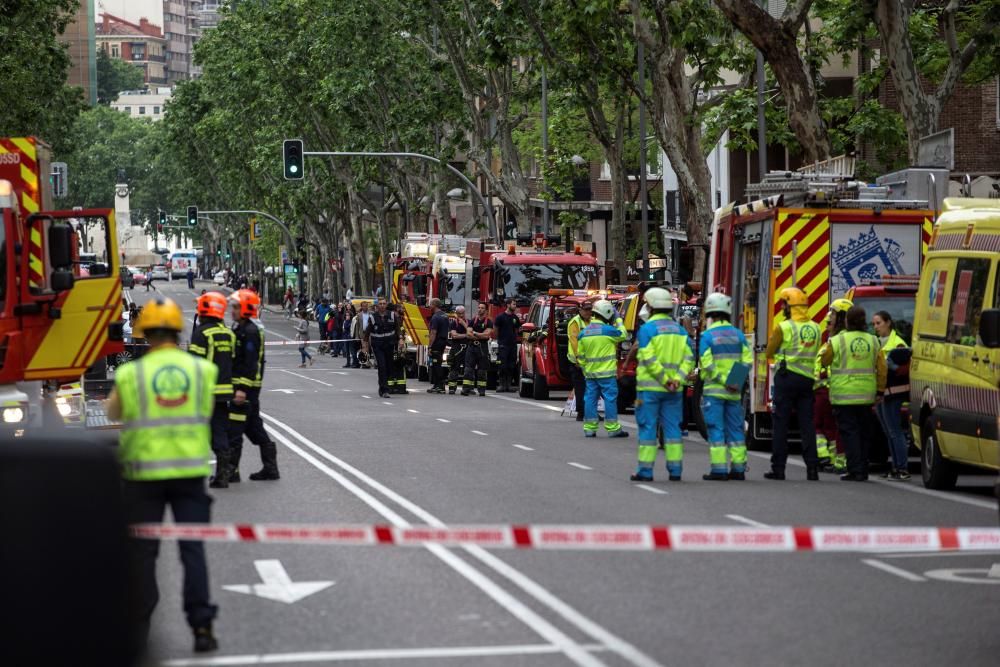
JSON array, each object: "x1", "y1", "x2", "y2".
[{"x1": 607, "y1": 141, "x2": 629, "y2": 284}]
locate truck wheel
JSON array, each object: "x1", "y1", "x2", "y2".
[
  {"x1": 532, "y1": 370, "x2": 549, "y2": 400},
  {"x1": 921, "y1": 419, "x2": 958, "y2": 490},
  {"x1": 518, "y1": 374, "x2": 532, "y2": 398}
]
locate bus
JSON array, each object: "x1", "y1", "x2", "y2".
[{"x1": 168, "y1": 250, "x2": 198, "y2": 279}]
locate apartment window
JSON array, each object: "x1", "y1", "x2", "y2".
[
  {"x1": 123, "y1": 106, "x2": 131, "y2": 114},
  {"x1": 111, "y1": 45, "x2": 119, "y2": 57},
  {"x1": 139, "y1": 106, "x2": 146, "y2": 115},
  {"x1": 153, "y1": 106, "x2": 160, "y2": 115}
]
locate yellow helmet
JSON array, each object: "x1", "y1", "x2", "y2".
[
  {"x1": 779, "y1": 287, "x2": 808, "y2": 307},
  {"x1": 830, "y1": 298, "x2": 853, "y2": 314},
  {"x1": 134, "y1": 298, "x2": 184, "y2": 337}
]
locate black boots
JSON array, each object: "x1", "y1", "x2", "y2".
[
  {"x1": 249, "y1": 442, "x2": 280, "y2": 481},
  {"x1": 209, "y1": 452, "x2": 230, "y2": 489},
  {"x1": 806, "y1": 466, "x2": 820, "y2": 481},
  {"x1": 763, "y1": 470, "x2": 785, "y2": 480},
  {"x1": 193, "y1": 625, "x2": 218, "y2": 653}
]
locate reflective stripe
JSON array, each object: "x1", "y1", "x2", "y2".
[
  {"x1": 586, "y1": 370, "x2": 617, "y2": 379},
  {"x1": 229, "y1": 412, "x2": 247, "y2": 422},
  {"x1": 122, "y1": 416, "x2": 208, "y2": 429},
  {"x1": 586, "y1": 354, "x2": 617, "y2": 363},
  {"x1": 128, "y1": 457, "x2": 208, "y2": 473}
]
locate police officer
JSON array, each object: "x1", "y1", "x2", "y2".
[
  {"x1": 820, "y1": 305, "x2": 887, "y2": 481},
  {"x1": 698, "y1": 293, "x2": 753, "y2": 480},
  {"x1": 494, "y1": 298, "x2": 521, "y2": 392},
  {"x1": 105, "y1": 298, "x2": 219, "y2": 654},
  {"x1": 189, "y1": 291, "x2": 236, "y2": 489},
  {"x1": 631, "y1": 288, "x2": 694, "y2": 481},
  {"x1": 577, "y1": 299, "x2": 628, "y2": 438},
  {"x1": 228, "y1": 289, "x2": 280, "y2": 481},
  {"x1": 447, "y1": 306, "x2": 469, "y2": 394},
  {"x1": 764, "y1": 287, "x2": 821, "y2": 481},
  {"x1": 365, "y1": 297, "x2": 402, "y2": 398},
  {"x1": 462, "y1": 302, "x2": 493, "y2": 396},
  {"x1": 567, "y1": 301, "x2": 593, "y2": 421}
]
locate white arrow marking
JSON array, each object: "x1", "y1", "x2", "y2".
[
  {"x1": 268, "y1": 389, "x2": 299, "y2": 394},
  {"x1": 222, "y1": 559, "x2": 334, "y2": 604}
]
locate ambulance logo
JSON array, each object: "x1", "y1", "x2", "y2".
[
  {"x1": 849, "y1": 337, "x2": 872, "y2": 360},
  {"x1": 152, "y1": 366, "x2": 191, "y2": 408},
  {"x1": 800, "y1": 325, "x2": 818, "y2": 348}
]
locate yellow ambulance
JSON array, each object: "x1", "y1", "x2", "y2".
[{"x1": 910, "y1": 199, "x2": 1000, "y2": 491}]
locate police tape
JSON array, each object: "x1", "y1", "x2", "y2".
[
  {"x1": 122, "y1": 338, "x2": 367, "y2": 348},
  {"x1": 129, "y1": 523, "x2": 1000, "y2": 552}
]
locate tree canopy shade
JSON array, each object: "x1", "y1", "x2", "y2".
[{"x1": 96, "y1": 48, "x2": 145, "y2": 105}]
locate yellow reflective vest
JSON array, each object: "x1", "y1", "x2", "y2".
[
  {"x1": 828, "y1": 331, "x2": 879, "y2": 406},
  {"x1": 577, "y1": 320, "x2": 625, "y2": 379},
  {"x1": 777, "y1": 319, "x2": 821, "y2": 380},
  {"x1": 636, "y1": 314, "x2": 695, "y2": 393}
]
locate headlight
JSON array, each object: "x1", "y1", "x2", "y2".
[
  {"x1": 3, "y1": 407, "x2": 25, "y2": 423},
  {"x1": 56, "y1": 399, "x2": 73, "y2": 417}
]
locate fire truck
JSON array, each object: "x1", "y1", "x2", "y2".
[
  {"x1": 0, "y1": 137, "x2": 123, "y2": 434},
  {"x1": 706, "y1": 167, "x2": 934, "y2": 448}
]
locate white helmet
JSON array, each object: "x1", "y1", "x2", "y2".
[
  {"x1": 592, "y1": 299, "x2": 615, "y2": 321},
  {"x1": 704, "y1": 292, "x2": 732, "y2": 317},
  {"x1": 644, "y1": 287, "x2": 674, "y2": 309},
  {"x1": 638, "y1": 304, "x2": 651, "y2": 322}
]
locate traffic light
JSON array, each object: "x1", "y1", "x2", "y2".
[
  {"x1": 158, "y1": 210, "x2": 166, "y2": 231},
  {"x1": 187, "y1": 206, "x2": 198, "y2": 226},
  {"x1": 283, "y1": 139, "x2": 304, "y2": 180}
]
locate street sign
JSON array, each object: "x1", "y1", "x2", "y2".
[
  {"x1": 50, "y1": 162, "x2": 67, "y2": 198},
  {"x1": 634, "y1": 257, "x2": 666, "y2": 269},
  {"x1": 249, "y1": 216, "x2": 260, "y2": 241}
]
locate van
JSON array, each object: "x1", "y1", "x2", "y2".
[
  {"x1": 910, "y1": 198, "x2": 1000, "y2": 490},
  {"x1": 168, "y1": 250, "x2": 198, "y2": 278}
]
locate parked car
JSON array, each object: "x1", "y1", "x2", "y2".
[
  {"x1": 213, "y1": 270, "x2": 227, "y2": 285},
  {"x1": 150, "y1": 264, "x2": 169, "y2": 281},
  {"x1": 128, "y1": 266, "x2": 147, "y2": 285},
  {"x1": 119, "y1": 266, "x2": 135, "y2": 289}
]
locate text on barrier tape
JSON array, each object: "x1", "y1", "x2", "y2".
[{"x1": 130, "y1": 523, "x2": 1000, "y2": 552}]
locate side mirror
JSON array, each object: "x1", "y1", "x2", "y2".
[
  {"x1": 88, "y1": 262, "x2": 110, "y2": 277},
  {"x1": 47, "y1": 221, "x2": 73, "y2": 268},
  {"x1": 51, "y1": 269, "x2": 75, "y2": 292},
  {"x1": 980, "y1": 309, "x2": 1000, "y2": 348}
]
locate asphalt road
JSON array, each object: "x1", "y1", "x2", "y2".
[{"x1": 133, "y1": 279, "x2": 999, "y2": 667}]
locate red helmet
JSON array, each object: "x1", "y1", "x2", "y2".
[
  {"x1": 196, "y1": 291, "x2": 227, "y2": 320},
  {"x1": 229, "y1": 288, "x2": 260, "y2": 319}
]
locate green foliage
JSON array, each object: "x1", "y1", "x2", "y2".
[{"x1": 96, "y1": 48, "x2": 145, "y2": 104}]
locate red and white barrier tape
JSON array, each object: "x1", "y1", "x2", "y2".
[{"x1": 130, "y1": 523, "x2": 1000, "y2": 552}]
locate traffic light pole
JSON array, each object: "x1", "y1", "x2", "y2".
[
  {"x1": 200, "y1": 209, "x2": 303, "y2": 294},
  {"x1": 304, "y1": 150, "x2": 498, "y2": 241}
]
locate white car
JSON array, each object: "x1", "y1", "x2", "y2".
[
  {"x1": 150, "y1": 264, "x2": 169, "y2": 281},
  {"x1": 213, "y1": 270, "x2": 227, "y2": 285}
]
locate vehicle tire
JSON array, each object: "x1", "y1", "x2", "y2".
[
  {"x1": 920, "y1": 419, "x2": 958, "y2": 490},
  {"x1": 518, "y1": 374, "x2": 532, "y2": 398},
  {"x1": 532, "y1": 370, "x2": 549, "y2": 400}
]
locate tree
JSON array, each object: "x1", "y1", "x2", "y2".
[{"x1": 96, "y1": 48, "x2": 145, "y2": 104}]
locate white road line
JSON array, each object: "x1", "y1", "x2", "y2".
[
  {"x1": 436, "y1": 418, "x2": 451, "y2": 423},
  {"x1": 407, "y1": 409, "x2": 419, "y2": 414},
  {"x1": 513, "y1": 444, "x2": 534, "y2": 451},
  {"x1": 881, "y1": 550, "x2": 1000, "y2": 559},
  {"x1": 725, "y1": 514, "x2": 769, "y2": 527},
  {"x1": 487, "y1": 394, "x2": 562, "y2": 412},
  {"x1": 280, "y1": 369, "x2": 333, "y2": 387},
  {"x1": 635, "y1": 485, "x2": 667, "y2": 495},
  {"x1": 861, "y1": 559, "x2": 927, "y2": 582},
  {"x1": 471, "y1": 430, "x2": 488, "y2": 436},
  {"x1": 342, "y1": 389, "x2": 352, "y2": 392},
  {"x1": 163, "y1": 643, "x2": 608, "y2": 666},
  {"x1": 362, "y1": 395, "x2": 371, "y2": 399},
  {"x1": 568, "y1": 462, "x2": 593, "y2": 471},
  {"x1": 261, "y1": 413, "x2": 662, "y2": 667},
  {"x1": 382, "y1": 402, "x2": 393, "y2": 406},
  {"x1": 261, "y1": 418, "x2": 608, "y2": 667}
]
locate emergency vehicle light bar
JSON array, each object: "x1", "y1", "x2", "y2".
[{"x1": 548, "y1": 289, "x2": 575, "y2": 296}]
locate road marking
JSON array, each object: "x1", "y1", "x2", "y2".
[
  {"x1": 407, "y1": 409, "x2": 419, "y2": 414},
  {"x1": 568, "y1": 462, "x2": 593, "y2": 471},
  {"x1": 330, "y1": 371, "x2": 349, "y2": 375},
  {"x1": 222, "y1": 559, "x2": 334, "y2": 604},
  {"x1": 261, "y1": 413, "x2": 660, "y2": 667},
  {"x1": 881, "y1": 550, "x2": 1000, "y2": 559},
  {"x1": 513, "y1": 444, "x2": 534, "y2": 451},
  {"x1": 861, "y1": 559, "x2": 927, "y2": 582},
  {"x1": 382, "y1": 402, "x2": 393, "y2": 406},
  {"x1": 487, "y1": 394, "x2": 562, "y2": 412},
  {"x1": 725, "y1": 514, "x2": 769, "y2": 527},
  {"x1": 162, "y1": 643, "x2": 608, "y2": 666},
  {"x1": 342, "y1": 389, "x2": 352, "y2": 392},
  {"x1": 362, "y1": 395, "x2": 372, "y2": 399},
  {"x1": 923, "y1": 565, "x2": 1000, "y2": 584},
  {"x1": 436, "y1": 418, "x2": 451, "y2": 423},
  {"x1": 635, "y1": 485, "x2": 667, "y2": 495},
  {"x1": 269, "y1": 389, "x2": 300, "y2": 394},
  {"x1": 280, "y1": 369, "x2": 333, "y2": 387},
  {"x1": 471, "y1": 430, "x2": 488, "y2": 436}
]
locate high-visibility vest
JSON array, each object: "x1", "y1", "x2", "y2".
[
  {"x1": 566, "y1": 314, "x2": 587, "y2": 364},
  {"x1": 699, "y1": 321, "x2": 752, "y2": 400},
  {"x1": 577, "y1": 321, "x2": 625, "y2": 379},
  {"x1": 828, "y1": 331, "x2": 879, "y2": 406},
  {"x1": 814, "y1": 342, "x2": 832, "y2": 390},
  {"x1": 116, "y1": 346, "x2": 217, "y2": 481},
  {"x1": 777, "y1": 319, "x2": 821, "y2": 380},
  {"x1": 636, "y1": 314, "x2": 694, "y2": 393},
  {"x1": 880, "y1": 329, "x2": 907, "y2": 357}
]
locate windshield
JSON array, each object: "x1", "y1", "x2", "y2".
[
  {"x1": 498, "y1": 262, "x2": 598, "y2": 306},
  {"x1": 440, "y1": 271, "x2": 466, "y2": 310},
  {"x1": 853, "y1": 295, "x2": 915, "y2": 344}
]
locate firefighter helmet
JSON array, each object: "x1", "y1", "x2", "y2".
[
  {"x1": 704, "y1": 292, "x2": 732, "y2": 317},
  {"x1": 196, "y1": 291, "x2": 227, "y2": 320},
  {"x1": 830, "y1": 297, "x2": 853, "y2": 314},
  {"x1": 592, "y1": 299, "x2": 615, "y2": 321},
  {"x1": 230, "y1": 288, "x2": 261, "y2": 319},
  {"x1": 135, "y1": 298, "x2": 184, "y2": 337},
  {"x1": 779, "y1": 287, "x2": 808, "y2": 307},
  {"x1": 644, "y1": 287, "x2": 674, "y2": 309}
]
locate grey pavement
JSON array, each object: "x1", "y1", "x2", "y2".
[{"x1": 134, "y1": 281, "x2": 1000, "y2": 667}]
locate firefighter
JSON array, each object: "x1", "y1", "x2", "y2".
[
  {"x1": 494, "y1": 298, "x2": 521, "y2": 392},
  {"x1": 228, "y1": 289, "x2": 280, "y2": 481},
  {"x1": 461, "y1": 302, "x2": 493, "y2": 396},
  {"x1": 426, "y1": 298, "x2": 450, "y2": 394},
  {"x1": 631, "y1": 288, "x2": 694, "y2": 481},
  {"x1": 104, "y1": 298, "x2": 219, "y2": 654},
  {"x1": 764, "y1": 287, "x2": 822, "y2": 481},
  {"x1": 566, "y1": 301, "x2": 593, "y2": 421},
  {"x1": 815, "y1": 298, "x2": 852, "y2": 474},
  {"x1": 447, "y1": 306, "x2": 469, "y2": 394},
  {"x1": 189, "y1": 291, "x2": 237, "y2": 489},
  {"x1": 820, "y1": 305, "x2": 887, "y2": 481},
  {"x1": 365, "y1": 297, "x2": 402, "y2": 398},
  {"x1": 698, "y1": 293, "x2": 753, "y2": 481},
  {"x1": 389, "y1": 303, "x2": 409, "y2": 394},
  {"x1": 578, "y1": 299, "x2": 628, "y2": 438}
]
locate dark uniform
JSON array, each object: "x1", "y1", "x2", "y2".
[
  {"x1": 366, "y1": 309, "x2": 400, "y2": 397},
  {"x1": 389, "y1": 306, "x2": 409, "y2": 394},
  {"x1": 447, "y1": 317, "x2": 468, "y2": 394},
  {"x1": 188, "y1": 317, "x2": 236, "y2": 488},
  {"x1": 462, "y1": 315, "x2": 493, "y2": 396},
  {"x1": 228, "y1": 318, "x2": 280, "y2": 480},
  {"x1": 493, "y1": 310, "x2": 521, "y2": 392}
]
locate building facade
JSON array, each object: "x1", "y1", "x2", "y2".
[
  {"x1": 96, "y1": 14, "x2": 168, "y2": 86},
  {"x1": 62, "y1": 0, "x2": 98, "y2": 105},
  {"x1": 94, "y1": 1, "x2": 202, "y2": 83},
  {"x1": 110, "y1": 89, "x2": 173, "y2": 121}
]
